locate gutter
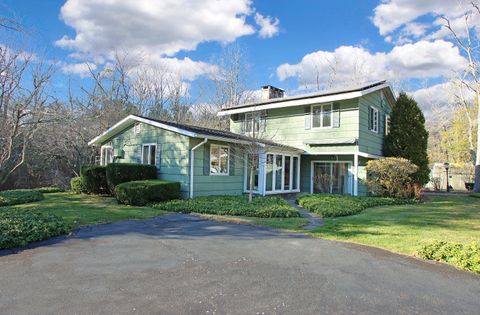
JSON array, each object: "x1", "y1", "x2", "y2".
[{"x1": 190, "y1": 138, "x2": 208, "y2": 199}]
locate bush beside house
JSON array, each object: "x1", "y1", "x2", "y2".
[
  {"x1": 106, "y1": 163, "x2": 157, "y2": 193},
  {"x1": 80, "y1": 165, "x2": 108, "y2": 194},
  {"x1": 70, "y1": 177, "x2": 88, "y2": 194},
  {"x1": 115, "y1": 180, "x2": 181, "y2": 206}
]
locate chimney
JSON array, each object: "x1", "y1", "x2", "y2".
[{"x1": 261, "y1": 85, "x2": 284, "y2": 100}]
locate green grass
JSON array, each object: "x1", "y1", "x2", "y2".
[
  {"x1": 308, "y1": 196, "x2": 480, "y2": 255},
  {"x1": 3, "y1": 192, "x2": 170, "y2": 228}
]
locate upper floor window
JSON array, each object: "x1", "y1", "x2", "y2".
[
  {"x1": 101, "y1": 146, "x2": 114, "y2": 165},
  {"x1": 312, "y1": 104, "x2": 332, "y2": 128},
  {"x1": 210, "y1": 144, "x2": 229, "y2": 175},
  {"x1": 368, "y1": 106, "x2": 379, "y2": 133},
  {"x1": 385, "y1": 114, "x2": 391, "y2": 135},
  {"x1": 142, "y1": 144, "x2": 157, "y2": 165},
  {"x1": 244, "y1": 111, "x2": 266, "y2": 134},
  {"x1": 134, "y1": 122, "x2": 142, "y2": 134}
]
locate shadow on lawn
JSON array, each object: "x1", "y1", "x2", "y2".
[{"x1": 0, "y1": 213, "x2": 309, "y2": 257}]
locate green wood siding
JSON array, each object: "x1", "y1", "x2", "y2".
[
  {"x1": 101, "y1": 123, "x2": 191, "y2": 198},
  {"x1": 230, "y1": 99, "x2": 360, "y2": 154},
  {"x1": 190, "y1": 138, "x2": 244, "y2": 197},
  {"x1": 358, "y1": 90, "x2": 391, "y2": 156}
]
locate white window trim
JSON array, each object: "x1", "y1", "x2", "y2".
[
  {"x1": 310, "y1": 160, "x2": 353, "y2": 195},
  {"x1": 134, "y1": 122, "x2": 142, "y2": 134},
  {"x1": 244, "y1": 111, "x2": 266, "y2": 134},
  {"x1": 141, "y1": 143, "x2": 157, "y2": 165},
  {"x1": 100, "y1": 145, "x2": 113, "y2": 166},
  {"x1": 385, "y1": 114, "x2": 390, "y2": 135},
  {"x1": 311, "y1": 103, "x2": 333, "y2": 129},
  {"x1": 369, "y1": 106, "x2": 379, "y2": 133},
  {"x1": 262, "y1": 153, "x2": 301, "y2": 195},
  {"x1": 210, "y1": 144, "x2": 230, "y2": 176}
]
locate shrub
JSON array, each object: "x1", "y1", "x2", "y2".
[
  {"x1": 106, "y1": 163, "x2": 157, "y2": 193},
  {"x1": 296, "y1": 194, "x2": 415, "y2": 217},
  {"x1": 0, "y1": 189, "x2": 44, "y2": 207},
  {"x1": 70, "y1": 177, "x2": 88, "y2": 194},
  {"x1": 417, "y1": 240, "x2": 480, "y2": 274},
  {"x1": 115, "y1": 180, "x2": 180, "y2": 206},
  {"x1": 154, "y1": 195, "x2": 301, "y2": 218},
  {"x1": 366, "y1": 157, "x2": 419, "y2": 198},
  {"x1": 80, "y1": 165, "x2": 108, "y2": 194},
  {"x1": 0, "y1": 209, "x2": 72, "y2": 249},
  {"x1": 35, "y1": 187, "x2": 65, "y2": 193}
]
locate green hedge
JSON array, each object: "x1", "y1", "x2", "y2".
[
  {"x1": 115, "y1": 180, "x2": 180, "y2": 206},
  {"x1": 70, "y1": 177, "x2": 88, "y2": 194},
  {"x1": 297, "y1": 194, "x2": 415, "y2": 217},
  {"x1": 106, "y1": 163, "x2": 157, "y2": 193},
  {"x1": 35, "y1": 187, "x2": 65, "y2": 193},
  {"x1": 80, "y1": 165, "x2": 108, "y2": 194},
  {"x1": 0, "y1": 209, "x2": 72, "y2": 249},
  {"x1": 417, "y1": 240, "x2": 480, "y2": 274},
  {"x1": 154, "y1": 195, "x2": 301, "y2": 218},
  {"x1": 0, "y1": 189, "x2": 44, "y2": 207}
]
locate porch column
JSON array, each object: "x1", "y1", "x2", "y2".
[{"x1": 353, "y1": 153, "x2": 359, "y2": 196}]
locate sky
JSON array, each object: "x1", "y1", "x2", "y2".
[{"x1": 0, "y1": 0, "x2": 477, "y2": 112}]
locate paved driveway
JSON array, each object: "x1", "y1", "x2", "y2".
[{"x1": 0, "y1": 214, "x2": 479, "y2": 315}]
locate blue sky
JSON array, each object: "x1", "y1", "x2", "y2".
[{"x1": 0, "y1": 0, "x2": 475, "y2": 108}]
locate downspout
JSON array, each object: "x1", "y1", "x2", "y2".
[{"x1": 190, "y1": 138, "x2": 208, "y2": 199}]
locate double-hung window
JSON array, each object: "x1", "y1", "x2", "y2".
[
  {"x1": 142, "y1": 144, "x2": 157, "y2": 165},
  {"x1": 311, "y1": 104, "x2": 332, "y2": 128},
  {"x1": 385, "y1": 114, "x2": 390, "y2": 135},
  {"x1": 210, "y1": 144, "x2": 229, "y2": 175},
  {"x1": 368, "y1": 106, "x2": 379, "y2": 133},
  {"x1": 244, "y1": 111, "x2": 266, "y2": 134},
  {"x1": 101, "y1": 146, "x2": 114, "y2": 165}
]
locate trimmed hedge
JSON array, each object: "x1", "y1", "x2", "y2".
[
  {"x1": 297, "y1": 194, "x2": 415, "y2": 217},
  {"x1": 35, "y1": 187, "x2": 65, "y2": 194},
  {"x1": 154, "y1": 195, "x2": 301, "y2": 218},
  {"x1": 0, "y1": 209, "x2": 72, "y2": 249},
  {"x1": 80, "y1": 165, "x2": 108, "y2": 194},
  {"x1": 115, "y1": 180, "x2": 180, "y2": 206},
  {"x1": 0, "y1": 189, "x2": 44, "y2": 207},
  {"x1": 106, "y1": 163, "x2": 157, "y2": 193},
  {"x1": 417, "y1": 240, "x2": 480, "y2": 274},
  {"x1": 70, "y1": 177, "x2": 88, "y2": 194}
]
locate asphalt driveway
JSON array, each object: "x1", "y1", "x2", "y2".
[{"x1": 0, "y1": 214, "x2": 479, "y2": 315}]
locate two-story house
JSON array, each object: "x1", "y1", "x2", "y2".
[{"x1": 89, "y1": 80, "x2": 394, "y2": 198}]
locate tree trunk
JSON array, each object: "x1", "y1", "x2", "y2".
[{"x1": 474, "y1": 106, "x2": 480, "y2": 192}]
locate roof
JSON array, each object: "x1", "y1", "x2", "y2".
[
  {"x1": 218, "y1": 80, "x2": 394, "y2": 116},
  {"x1": 88, "y1": 114, "x2": 303, "y2": 152}
]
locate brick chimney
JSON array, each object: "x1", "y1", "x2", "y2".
[{"x1": 261, "y1": 85, "x2": 284, "y2": 100}]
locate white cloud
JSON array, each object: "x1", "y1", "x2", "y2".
[
  {"x1": 61, "y1": 62, "x2": 97, "y2": 78},
  {"x1": 254, "y1": 13, "x2": 280, "y2": 38},
  {"x1": 276, "y1": 40, "x2": 466, "y2": 89}
]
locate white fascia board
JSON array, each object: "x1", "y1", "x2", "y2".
[
  {"x1": 217, "y1": 83, "x2": 391, "y2": 116},
  {"x1": 301, "y1": 151, "x2": 383, "y2": 159},
  {"x1": 88, "y1": 115, "x2": 198, "y2": 146}
]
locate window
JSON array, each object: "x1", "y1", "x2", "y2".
[
  {"x1": 244, "y1": 111, "x2": 266, "y2": 134},
  {"x1": 368, "y1": 106, "x2": 379, "y2": 133},
  {"x1": 312, "y1": 104, "x2": 332, "y2": 128},
  {"x1": 142, "y1": 144, "x2": 157, "y2": 165},
  {"x1": 101, "y1": 146, "x2": 113, "y2": 165},
  {"x1": 210, "y1": 145, "x2": 229, "y2": 175},
  {"x1": 385, "y1": 114, "x2": 391, "y2": 135}
]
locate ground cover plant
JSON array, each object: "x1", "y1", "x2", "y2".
[
  {"x1": 154, "y1": 195, "x2": 300, "y2": 218},
  {"x1": 34, "y1": 187, "x2": 65, "y2": 193},
  {"x1": 297, "y1": 194, "x2": 415, "y2": 217},
  {"x1": 0, "y1": 209, "x2": 72, "y2": 249},
  {"x1": 417, "y1": 240, "x2": 480, "y2": 274},
  {"x1": 0, "y1": 189, "x2": 44, "y2": 207}
]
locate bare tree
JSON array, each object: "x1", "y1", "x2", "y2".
[
  {"x1": 443, "y1": 2, "x2": 480, "y2": 192},
  {"x1": 0, "y1": 46, "x2": 54, "y2": 185}
]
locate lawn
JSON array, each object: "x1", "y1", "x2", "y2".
[
  {"x1": 4, "y1": 192, "x2": 170, "y2": 228},
  {"x1": 308, "y1": 195, "x2": 480, "y2": 255}
]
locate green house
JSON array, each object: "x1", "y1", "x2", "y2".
[{"x1": 89, "y1": 80, "x2": 395, "y2": 198}]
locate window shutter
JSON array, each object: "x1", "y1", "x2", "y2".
[
  {"x1": 156, "y1": 142, "x2": 161, "y2": 170},
  {"x1": 367, "y1": 107, "x2": 372, "y2": 131},
  {"x1": 332, "y1": 103, "x2": 340, "y2": 128},
  {"x1": 229, "y1": 146, "x2": 235, "y2": 176},
  {"x1": 304, "y1": 106, "x2": 311, "y2": 130},
  {"x1": 136, "y1": 144, "x2": 142, "y2": 164},
  {"x1": 203, "y1": 143, "x2": 211, "y2": 175}
]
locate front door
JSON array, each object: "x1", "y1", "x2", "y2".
[{"x1": 313, "y1": 162, "x2": 351, "y2": 195}]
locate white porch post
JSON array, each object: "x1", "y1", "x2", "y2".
[{"x1": 353, "y1": 153, "x2": 359, "y2": 196}]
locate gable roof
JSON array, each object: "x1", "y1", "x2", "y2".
[
  {"x1": 218, "y1": 80, "x2": 395, "y2": 116},
  {"x1": 88, "y1": 114, "x2": 303, "y2": 152}
]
